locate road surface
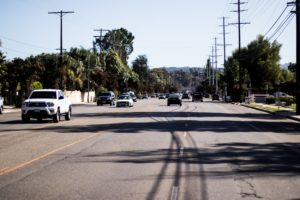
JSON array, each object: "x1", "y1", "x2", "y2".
[{"x1": 0, "y1": 98, "x2": 300, "y2": 200}]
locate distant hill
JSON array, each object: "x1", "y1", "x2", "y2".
[
  {"x1": 281, "y1": 63, "x2": 291, "y2": 69},
  {"x1": 164, "y1": 66, "x2": 203, "y2": 73}
]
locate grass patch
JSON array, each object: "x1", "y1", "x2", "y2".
[
  {"x1": 288, "y1": 104, "x2": 296, "y2": 110},
  {"x1": 248, "y1": 103, "x2": 283, "y2": 112}
]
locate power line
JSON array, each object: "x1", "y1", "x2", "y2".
[
  {"x1": 0, "y1": 46, "x2": 29, "y2": 56},
  {"x1": 263, "y1": 5, "x2": 289, "y2": 37},
  {"x1": 268, "y1": 10, "x2": 294, "y2": 41},
  {"x1": 273, "y1": 14, "x2": 295, "y2": 41},
  {"x1": 0, "y1": 35, "x2": 53, "y2": 50}
]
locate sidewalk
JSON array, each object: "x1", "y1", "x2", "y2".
[
  {"x1": 2, "y1": 103, "x2": 94, "y2": 114},
  {"x1": 241, "y1": 103, "x2": 300, "y2": 122},
  {"x1": 2, "y1": 106, "x2": 21, "y2": 114}
]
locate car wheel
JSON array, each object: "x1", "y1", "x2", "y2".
[
  {"x1": 53, "y1": 109, "x2": 60, "y2": 123},
  {"x1": 22, "y1": 114, "x2": 30, "y2": 123},
  {"x1": 65, "y1": 106, "x2": 71, "y2": 121}
]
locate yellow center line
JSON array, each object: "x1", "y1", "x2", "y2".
[
  {"x1": 0, "y1": 133, "x2": 99, "y2": 176},
  {"x1": 0, "y1": 167, "x2": 9, "y2": 173}
]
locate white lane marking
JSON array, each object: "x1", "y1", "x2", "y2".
[
  {"x1": 179, "y1": 147, "x2": 184, "y2": 157},
  {"x1": 171, "y1": 186, "x2": 179, "y2": 200},
  {"x1": 184, "y1": 131, "x2": 187, "y2": 137}
]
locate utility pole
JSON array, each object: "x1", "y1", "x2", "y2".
[
  {"x1": 229, "y1": 0, "x2": 250, "y2": 100},
  {"x1": 289, "y1": 0, "x2": 300, "y2": 115},
  {"x1": 211, "y1": 46, "x2": 215, "y2": 87},
  {"x1": 207, "y1": 56, "x2": 212, "y2": 86},
  {"x1": 297, "y1": 0, "x2": 300, "y2": 115},
  {"x1": 219, "y1": 17, "x2": 231, "y2": 68},
  {"x1": 94, "y1": 29, "x2": 109, "y2": 56},
  {"x1": 48, "y1": 10, "x2": 74, "y2": 90},
  {"x1": 214, "y1": 37, "x2": 220, "y2": 94},
  {"x1": 219, "y1": 17, "x2": 231, "y2": 100}
]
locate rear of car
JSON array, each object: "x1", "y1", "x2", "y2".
[
  {"x1": 212, "y1": 94, "x2": 220, "y2": 101},
  {"x1": 192, "y1": 92, "x2": 203, "y2": 102},
  {"x1": 182, "y1": 93, "x2": 190, "y2": 100},
  {"x1": 167, "y1": 94, "x2": 182, "y2": 106}
]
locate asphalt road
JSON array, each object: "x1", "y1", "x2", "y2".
[{"x1": 0, "y1": 98, "x2": 300, "y2": 200}]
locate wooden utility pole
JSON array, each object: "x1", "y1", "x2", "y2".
[
  {"x1": 229, "y1": 0, "x2": 250, "y2": 100},
  {"x1": 48, "y1": 10, "x2": 74, "y2": 89}
]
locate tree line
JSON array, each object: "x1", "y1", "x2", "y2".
[
  {"x1": 0, "y1": 29, "x2": 295, "y2": 106},
  {"x1": 0, "y1": 28, "x2": 182, "y2": 106},
  {"x1": 204, "y1": 35, "x2": 295, "y2": 101}
]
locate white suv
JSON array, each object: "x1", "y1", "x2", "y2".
[{"x1": 21, "y1": 89, "x2": 72, "y2": 123}]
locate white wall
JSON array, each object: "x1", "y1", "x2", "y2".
[{"x1": 64, "y1": 90, "x2": 95, "y2": 104}]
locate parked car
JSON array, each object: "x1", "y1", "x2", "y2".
[
  {"x1": 116, "y1": 94, "x2": 134, "y2": 107},
  {"x1": 167, "y1": 93, "x2": 182, "y2": 106},
  {"x1": 0, "y1": 96, "x2": 4, "y2": 114},
  {"x1": 272, "y1": 92, "x2": 290, "y2": 97},
  {"x1": 21, "y1": 89, "x2": 72, "y2": 123},
  {"x1": 97, "y1": 91, "x2": 115, "y2": 106},
  {"x1": 142, "y1": 93, "x2": 149, "y2": 99},
  {"x1": 212, "y1": 94, "x2": 220, "y2": 101},
  {"x1": 192, "y1": 92, "x2": 203, "y2": 102},
  {"x1": 128, "y1": 91, "x2": 137, "y2": 102}
]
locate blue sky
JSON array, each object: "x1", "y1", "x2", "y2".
[{"x1": 0, "y1": 0, "x2": 296, "y2": 68}]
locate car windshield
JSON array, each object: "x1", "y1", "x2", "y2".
[
  {"x1": 119, "y1": 95, "x2": 130, "y2": 100},
  {"x1": 100, "y1": 92, "x2": 111, "y2": 96},
  {"x1": 169, "y1": 94, "x2": 180, "y2": 98},
  {"x1": 30, "y1": 91, "x2": 57, "y2": 99}
]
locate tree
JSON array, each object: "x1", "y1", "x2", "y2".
[
  {"x1": 224, "y1": 35, "x2": 282, "y2": 101},
  {"x1": 0, "y1": 51, "x2": 7, "y2": 95},
  {"x1": 96, "y1": 28, "x2": 134, "y2": 65},
  {"x1": 242, "y1": 35, "x2": 281, "y2": 90},
  {"x1": 132, "y1": 55, "x2": 149, "y2": 92}
]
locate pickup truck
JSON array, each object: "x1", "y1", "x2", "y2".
[
  {"x1": 21, "y1": 89, "x2": 72, "y2": 123},
  {"x1": 0, "y1": 96, "x2": 3, "y2": 114}
]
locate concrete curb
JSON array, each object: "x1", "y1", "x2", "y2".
[{"x1": 241, "y1": 104, "x2": 300, "y2": 122}]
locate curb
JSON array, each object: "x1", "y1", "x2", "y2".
[{"x1": 241, "y1": 104, "x2": 300, "y2": 122}]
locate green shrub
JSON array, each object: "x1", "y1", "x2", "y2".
[
  {"x1": 96, "y1": 86, "x2": 107, "y2": 95},
  {"x1": 266, "y1": 96, "x2": 275, "y2": 104},
  {"x1": 31, "y1": 81, "x2": 43, "y2": 89},
  {"x1": 280, "y1": 96, "x2": 295, "y2": 106}
]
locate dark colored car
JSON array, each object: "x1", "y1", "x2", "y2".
[
  {"x1": 142, "y1": 94, "x2": 149, "y2": 99},
  {"x1": 182, "y1": 93, "x2": 191, "y2": 100},
  {"x1": 212, "y1": 94, "x2": 219, "y2": 101},
  {"x1": 97, "y1": 91, "x2": 115, "y2": 106},
  {"x1": 192, "y1": 92, "x2": 203, "y2": 102},
  {"x1": 167, "y1": 93, "x2": 182, "y2": 106}
]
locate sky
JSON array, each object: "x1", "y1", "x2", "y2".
[{"x1": 0, "y1": 0, "x2": 296, "y2": 68}]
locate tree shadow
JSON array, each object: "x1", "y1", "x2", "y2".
[{"x1": 78, "y1": 142, "x2": 300, "y2": 177}]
